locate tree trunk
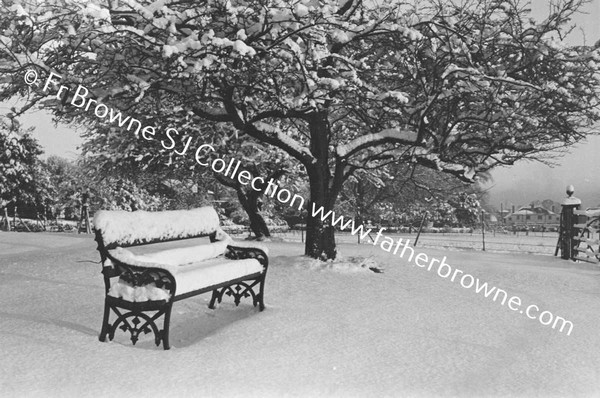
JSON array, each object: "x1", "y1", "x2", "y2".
[
  {"x1": 304, "y1": 174, "x2": 337, "y2": 259},
  {"x1": 236, "y1": 189, "x2": 270, "y2": 239},
  {"x1": 305, "y1": 208, "x2": 336, "y2": 259},
  {"x1": 304, "y1": 112, "x2": 339, "y2": 260},
  {"x1": 215, "y1": 170, "x2": 287, "y2": 240},
  {"x1": 249, "y1": 212, "x2": 270, "y2": 239}
]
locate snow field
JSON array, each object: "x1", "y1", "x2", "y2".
[{"x1": 1, "y1": 232, "x2": 600, "y2": 397}]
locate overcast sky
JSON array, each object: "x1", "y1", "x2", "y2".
[
  {"x1": 7, "y1": 0, "x2": 600, "y2": 209},
  {"x1": 485, "y1": 0, "x2": 600, "y2": 209}
]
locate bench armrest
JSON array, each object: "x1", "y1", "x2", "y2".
[
  {"x1": 222, "y1": 239, "x2": 268, "y2": 254},
  {"x1": 105, "y1": 253, "x2": 177, "y2": 298},
  {"x1": 225, "y1": 245, "x2": 269, "y2": 270}
]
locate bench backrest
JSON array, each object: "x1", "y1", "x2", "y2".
[{"x1": 93, "y1": 206, "x2": 222, "y2": 249}]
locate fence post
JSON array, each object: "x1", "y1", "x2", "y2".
[
  {"x1": 78, "y1": 192, "x2": 92, "y2": 234},
  {"x1": 2, "y1": 207, "x2": 9, "y2": 231},
  {"x1": 413, "y1": 213, "x2": 427, "y2": 247},
  {"x1": 555, "y1": 213, "x2": 563, "y2": 256},
  {"x1": 481, "y1": 210, "x2": 486, "y2": 251},
  {"x1": 560, "y1": 185, "x2": 581, "y2": 260}
]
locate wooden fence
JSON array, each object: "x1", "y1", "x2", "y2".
[{"x1": 571, "y1": 209, "x2": 600, "y2": 264}]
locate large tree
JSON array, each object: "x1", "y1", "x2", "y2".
[
  {"x1": 0, "y1": 116, "x2": 47, "y2": 210},
  {"x1": 1, "y1": 0, "x2": 599, "y2": 259}
]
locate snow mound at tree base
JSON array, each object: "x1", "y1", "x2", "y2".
[{"x1": 287, "y1": 255, "x2": 383, "y2": 273}]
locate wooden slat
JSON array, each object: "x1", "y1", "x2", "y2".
[
  {"x1": 575, "y1": 246, "x2": 599, "y2": 254},
  {"x1": 574, "y1": 256, "x2": 600, "y2": 264},
  {"x1": 574, "y1": 209, "x2": 600, "y2": 217},
  {"x1": 574, "y1": 247, "x2": 600, "y2": 256},
  {"x1": 573, "y1": 236, "x2": 600, "y2": 244},
  {"x1": 574, "y1": 225, "x2": 600, "y2": 233}
]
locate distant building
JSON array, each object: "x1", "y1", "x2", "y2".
[{"x1": 504, "y1": 205, "x2": 559, "y2": 226}]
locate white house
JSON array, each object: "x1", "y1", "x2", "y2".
[{"x1": 504, "y1": 205, "x2": 559, "y2": 226}]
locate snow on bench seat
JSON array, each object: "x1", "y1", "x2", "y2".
[
  {"x1": 108, "y1": 282, "x2": 172, "y2": 302},
  {"x1": 108, "y1": 257, "x2": 263, "y2": 301},
  {"x1": 107, "y1": 244, "x2": 265, "y2": 300}
]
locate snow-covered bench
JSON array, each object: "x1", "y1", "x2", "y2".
[{"x1": 93, "y1": 207, "x2": 268, "y2": 350}]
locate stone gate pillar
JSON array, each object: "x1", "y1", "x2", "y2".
[{"x1": 560, "y1": 185, "x2": 581, "y2": 260}]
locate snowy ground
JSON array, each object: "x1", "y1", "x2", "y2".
[{"x1": 1, "y1": 231, "x2": 600, "y2": 397}]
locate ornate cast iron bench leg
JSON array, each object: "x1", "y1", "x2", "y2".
[
  {"x1": 258, "y1": 275, "x2": 266, "y2": 311},
  {"x1": 208, "y1": 290, "x2": 219, "y2": 310},
  {"x1": 161, "y1": 304, "x2": 173, "y2": 350},
  {"x1": 99, "y1": 299, "x2": 111, "y2": 342}
]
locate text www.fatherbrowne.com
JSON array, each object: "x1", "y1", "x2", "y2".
[{"x1": 312, "y1": 205, "x2": 575, "y2": 336}]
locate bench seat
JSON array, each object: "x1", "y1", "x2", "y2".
[{"x1": 108, "y1": 256, "x2": 264, "y2": 300}]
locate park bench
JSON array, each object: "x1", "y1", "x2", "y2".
[{"x1": 93, "y1": 206, "x2": 268, "y2": 350}]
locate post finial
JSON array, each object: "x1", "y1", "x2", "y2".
[
  {"x1": 566, "y1": 184, "x2": 575, "y2": 197},
  {"x1": 562, "y1": 185, "x2": 581, "y2": 206}
]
